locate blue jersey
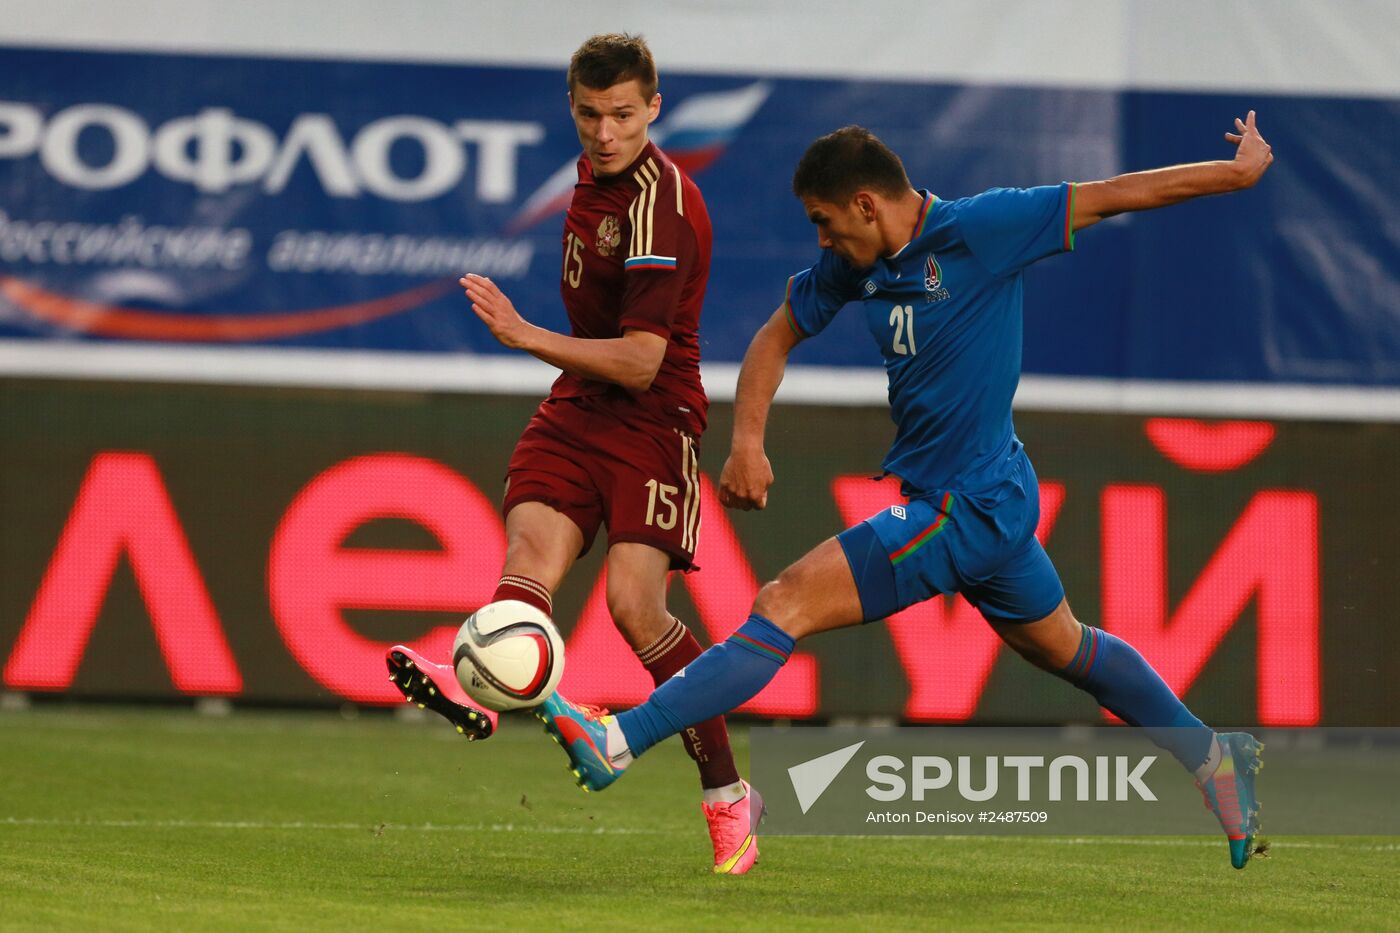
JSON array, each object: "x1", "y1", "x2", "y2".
[{"x1": 784, "y1": 184, "x2": 1075, "y2": 495}]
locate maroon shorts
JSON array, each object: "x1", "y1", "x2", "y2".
[{"x1": 504, "y1": 396, "x2": 702, "y2": 570}]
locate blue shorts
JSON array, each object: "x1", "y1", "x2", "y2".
[{"x1": 836, "y1": 455, "x2": 1064, "y2": 625}]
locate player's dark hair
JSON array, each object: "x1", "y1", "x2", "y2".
[
  {"x1": 568, "y1": 33, "x2": 658, "y2": 100},
  {"x1": 792, "y1": 126, "x2": 912, "y2": 202}
]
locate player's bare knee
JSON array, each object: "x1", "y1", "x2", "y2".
[{"x1": 751, "y1": 575, "x2": 807, "y2": 640}]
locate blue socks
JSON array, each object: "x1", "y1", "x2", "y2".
[
  {"x1": 617, "y1": 614, "x2": 794, "y2": 757},
  {"x1": 615, "y1": 616, "x2": 1213, "y2": 775},
  {"x1": 1061, "y1": 625, "x2": 1214, "y2": 772}
]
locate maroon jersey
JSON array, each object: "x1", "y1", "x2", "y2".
[{"x1": 553, "y1": 141, "x2": 711, "y2": 435}]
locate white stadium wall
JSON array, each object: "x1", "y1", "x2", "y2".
[{"x1": 5, "y1": 0, "x2": 1400, "y2": 96}]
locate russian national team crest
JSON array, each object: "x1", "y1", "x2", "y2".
[
  {"x1": 596, "y1": 216, "x2": 622, "y2": 256},
  {"x1": 924, "y1": 254, "x2": 950, "y2": 303}
]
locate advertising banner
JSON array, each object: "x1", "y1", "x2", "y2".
[
  {"x1": 1, "y1": 46, "x2": 1398, "y2": 386},
  {"x1": 2, "y1": 378, "x2": 1395, "y2": 724}
]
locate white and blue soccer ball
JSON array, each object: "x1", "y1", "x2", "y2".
[{"x1": 452, "y1": 600, "x2": 565, "y2": 711}]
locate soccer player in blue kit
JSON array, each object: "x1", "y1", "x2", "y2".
[{"x1": 537, "y1": 111, "x2": 1276, "y2": 870}]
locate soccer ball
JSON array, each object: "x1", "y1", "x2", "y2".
[{"x1": 452, "y1": 600, "x2": 565, "y2": 711}]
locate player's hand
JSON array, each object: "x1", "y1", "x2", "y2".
[
  {"x1": 461, "y1": 274, "x2": 534, "y2": 350},
  {"x1": 719, "y1": 448, "x2": 774, "y2": 511},
  {"x1": 1224, "y1": 110, "x2": 1273, "y2": 188}
]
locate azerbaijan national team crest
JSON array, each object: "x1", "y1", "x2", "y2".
[
  {"x1": 596, "y1": 215, "x2": 622, "y2": 256},
  {"x1": 924, "y1": 253, "x2": 951, "y2": 303}
]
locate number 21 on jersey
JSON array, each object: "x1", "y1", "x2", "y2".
[{"x1": 889, "y1": 304, "x2": 917, "y2": 355}]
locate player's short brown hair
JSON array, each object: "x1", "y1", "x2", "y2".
[
  {"x1": 568, "y1": 34, "x2": 658, "y2": 100},
  {"x1": 792, "y1": 126, "x2": 912, "y2": 203}
]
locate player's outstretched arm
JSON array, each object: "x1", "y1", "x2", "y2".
[
  {"x1": 461, "y1": 273, "x2": 665, "y2": 391},
  {"x1": 719, "y1": 305, "x2": 804, "y2": 511},
  {"x1": 1073, "y1": 110, "x2": 1274, "y2": 231}
]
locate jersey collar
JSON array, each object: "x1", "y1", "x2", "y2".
[{"x1": 888, "y1": 190, "x2": 937, "y2": 259}]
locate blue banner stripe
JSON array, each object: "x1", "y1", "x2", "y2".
[{"x1": 0, "y1": 46, "x2": 1394, "y2": 388}]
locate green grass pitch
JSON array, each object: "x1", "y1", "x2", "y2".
[{"x1": 1, "y1": 706, "x2": 1396, "y2": 931}]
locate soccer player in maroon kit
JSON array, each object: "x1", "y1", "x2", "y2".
[{"x1": 386, "y1": 34, "x2": 762, "y2": 875}]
